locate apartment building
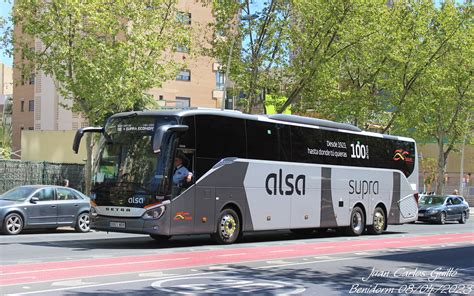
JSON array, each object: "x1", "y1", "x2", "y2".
[
  {"x1": 12, "y1": 1, "x2": 224, "y2": 158},
  {"x1": 0, "y1": 62, "x2": 13, "y2": 117}
]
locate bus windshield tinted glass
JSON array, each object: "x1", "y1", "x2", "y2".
[{"x1": 93, "y1": 115, "x2": 177, "y2": 193}]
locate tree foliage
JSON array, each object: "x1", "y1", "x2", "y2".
[
  {"x1": 12, "y1": 0, "x2": 190, "y2": 193},
  {"x1": 210, "y1": 0, "x2": 473, "y2": 193},
  {"x1": 13, "y1": 0, "x2": 189, "y2": 125}
]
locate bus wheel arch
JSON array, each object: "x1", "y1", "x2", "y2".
[
  {"x1": 367, "y1": 203, "x2": 387, "y2": 235},
  {"x1": 212, "y1": 203, "x2": 243, "y2": 244}
]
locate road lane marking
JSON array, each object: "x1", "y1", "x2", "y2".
[
  {"x1": 216, "y1": 253, "x2": 247, "y2": 257},
  {"x1": 256, "y1": 256, "x2": 358, "y2": 270},
  {"x1": 7, "y1": 271, "x2": 224, "y2": 296},
  {"x1": 1, "y1": 258, "x2": 190, "y2": 276},
  {"x1": 312, "y1": 246, "x2": 333, "y2": 250},
  {"x1": 271, "y1": 249, "x2": 294, "y2": 253}
]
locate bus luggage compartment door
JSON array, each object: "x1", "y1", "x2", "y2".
[
  {"x1": 398, "y1": 194, "x2": 418, "y2": 223},
  {"x1": 194, "y1": 187, "x2": 216, "y2": 234}
]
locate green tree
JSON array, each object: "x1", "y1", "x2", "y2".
[
  {"x1": 210, "y1": 0, "x2": 291, "y2": 113},
  {"x1": 12, "y1": 0, "x2": 189, "y2": 193},
  {"x1": 397, "y1": 1, "x2": 473, "y2": 194}
]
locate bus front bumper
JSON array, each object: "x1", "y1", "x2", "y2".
[{"x1": 91, "y1": 215, "x2": 169, "y2": 235}]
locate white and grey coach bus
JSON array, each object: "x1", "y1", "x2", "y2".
[{"x1": 73, "y1": 109, "x2": 419, "y2": 244}]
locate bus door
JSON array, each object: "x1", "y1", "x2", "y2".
[{"x1": 169, "y1": 148, "x2": 196, "y2": 235}]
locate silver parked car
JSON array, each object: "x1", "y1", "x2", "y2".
[{"x1": 0, "y1": 185, "x2": 91, "y2": 235}]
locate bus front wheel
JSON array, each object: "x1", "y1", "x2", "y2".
[
  {"x1": 345, "y1": 206, "x2": 365, "y2": 236},
  {"x1": 212, "y1": 208, "x2": 241, "y2": 244}
]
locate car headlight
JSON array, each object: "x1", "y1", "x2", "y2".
[
  {"x1": 142, "y1": 206, "x2": 165, "y2": 220},
  {"x1": 427, "y1": 209, "x2": 440, "y2": 214}
]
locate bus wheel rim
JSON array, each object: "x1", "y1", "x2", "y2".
[
  {"x1": 220, "y1": 215, "x2": 236, "y2": 239},
  {"x1": 373, "y1": 211, "x2": 384, "y2": 232},
  {"x1": 352, "y1": 212, "x2": 362, "y2": 233}
]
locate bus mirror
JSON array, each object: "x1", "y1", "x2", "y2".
[
  {"x1": 73, "y1": 127, "x2": 104, "y2": 154},
  {"x1": 152, "y1": 125, "x2": 188, "y2": 153}
]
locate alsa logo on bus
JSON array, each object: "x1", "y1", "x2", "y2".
[
  {"x1": 348, "y1": 180, "x2": 379, "y2": 198},
  {"x1": 265, "y1": 169, "x2": 306, "y2": 195}
]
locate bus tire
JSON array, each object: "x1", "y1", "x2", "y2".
[
  {"x1": 150, "y1": 234, "x2": 171, "y2": 242},
  {"x1": 345, "y1": 206, "x2": 365, "y2": 236},
  {"x1": 366, "y1": 207, "x2": 385, "y2": 235},
  {"x1": 212, "y1": 208, "x2": 241, "y2": 245}
]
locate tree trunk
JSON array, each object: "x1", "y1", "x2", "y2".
[
  {"x1": 435, "y1": 138, "x2": 447, "y2": 195},
  {"x1": 84, "y1": 133, "x2": 93, "y2": 195}
]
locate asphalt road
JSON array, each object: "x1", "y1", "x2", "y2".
[{"x1": 1, "y1": 220, "x2": 473, "y2": 295}]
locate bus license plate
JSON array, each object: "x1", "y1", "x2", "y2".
[{"x1": 110, "y1": 222, "x2": 125, "y2": 228}]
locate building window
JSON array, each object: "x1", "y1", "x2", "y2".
[
  {"x1": 177, "y1": 12, "x2": 191, "y2": 25},
  {"x1": 176, "y1": 44, "x2": 189, "y2": 53},
  {"x1": 20, "y1": 101, "x2": 25, "y2": 112},
  {"x1": 159, "y1": 95, "x2": 164, "y2": 100},
  {"x1": 176, "y1": 96, "x2": 190, "y2": 108},
  {"x1": 176, "y1": 70, "x2": 191, "y2": 81},
  {"x1": 28, "y1": 127, "x2": 34, "y2": 130},
  {"x1": 28, "y1": 100, "x2": 34, "y2": 112},
  {"x1": 29, "y1": 73, "x2": 35, "y2": 85},
  {"x1": 216, "y1": 72, "x2": 225, "y2": 90}
]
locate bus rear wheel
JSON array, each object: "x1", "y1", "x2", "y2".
[
  {"x1": 212, "y1": 208, "x2": 241, "y2": 245},
  {"x1": 366, "y1": 207, "x2": 385, "y2": 235},
  {"x1": 345, "y1": 206, "x2": 365, "y2": 236}
]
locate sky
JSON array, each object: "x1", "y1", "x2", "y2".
[{"x1": 0, "y1": 0, "x2": 12, "y2": 66}]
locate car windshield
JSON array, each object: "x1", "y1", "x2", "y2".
[
  {"x1": 419, "y1": 195, "x2": 446, "y2": 206},
  {"x1": 0, "y1": 187, "x2": 37, "y2": 201}
]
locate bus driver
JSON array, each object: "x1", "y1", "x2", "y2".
[{"x1": 173, "y1": 153, "x2": 193, "y2": 187}]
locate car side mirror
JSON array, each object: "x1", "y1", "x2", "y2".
[{"x1": 30, "y1": 197, "x2": 39, "y2": 204}]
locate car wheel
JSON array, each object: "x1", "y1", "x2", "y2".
[
  {"x1": 150, "y1": 234, "x2": 171, "y2": 242},
  {"x1": 212, "y1": 208, "x2": 241, "y2": 244},
  {"x1": 345, "y1": 206, "x2": 365, "y2": 236},
  {"x1": 75, "y1": 212, "x2": 90, "y2": 233},
  {"x1": 459, "y1": 212, "x2": 467, "y2": 224},
  {"x1": 438, "y1": 212, "x2": 446, "y2": 225},
  {"x1": 367, "y1": 207, "x2": 386, "y2": 235},
  {"x1": 3, "y1": 213, "x2": 24, "y2": 235}
]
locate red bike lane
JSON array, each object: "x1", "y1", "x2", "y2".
[{"x1": 1, "y1": 232, "x2": 472, "y2": 286}]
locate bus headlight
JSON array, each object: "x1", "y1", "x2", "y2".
[
  {"x1": 90, "y1": 207, "x2": 98, "y2": 218},
  {"x1": 142, "y1": 206, "x2": 165, "y2": 220}
]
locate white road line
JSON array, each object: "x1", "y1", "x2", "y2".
[
  {"x1": 312, "y1": 246, "x2": 332, "y2": 250},
  {"x1": 216, "y1": 253, "x2": 247, "y2": 257},
  {"x1": 256, "y1": 256, "x2": 358, "y2": 270},
  {"x1": 270, "y1": 249, "x2": 294, "y2": 253},
  {"x1": 1, "y1": 257, "x2": 190, "y2": 276},
  {"x1": 7, "y1": 271, "x2": 224, "y2": 296}
]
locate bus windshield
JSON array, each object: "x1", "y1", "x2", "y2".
[{"x1": 92, "y1": 115, "x2": 178, "y2": 200}]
